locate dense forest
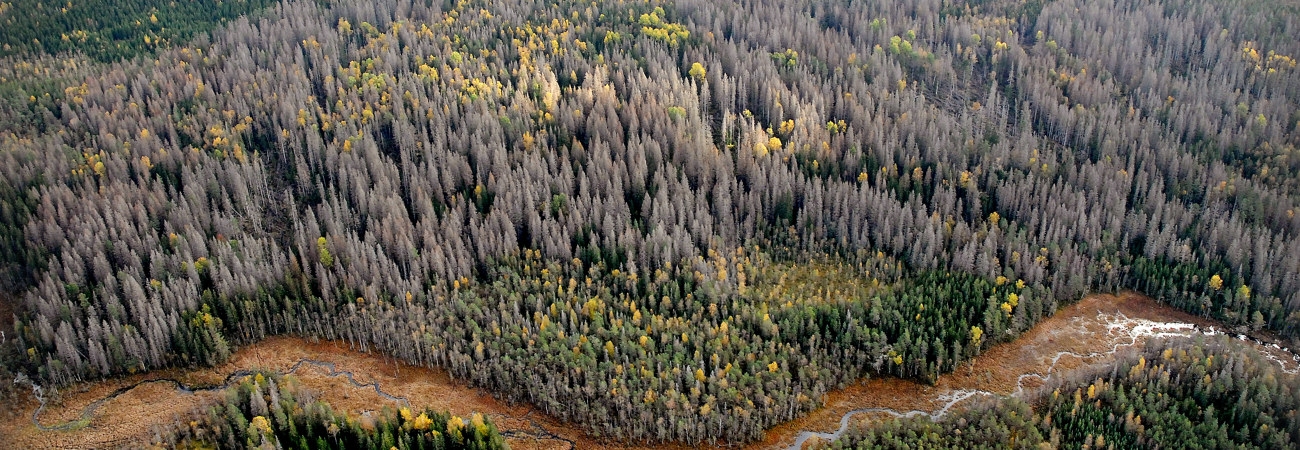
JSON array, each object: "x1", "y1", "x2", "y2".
[
  {"x1": 0, "y1": 0, "x2": 1299, "y2": 445},
  {"x1": 162, "y1": 372, "x2": 507, "y2": 449},
  {"x1": 0, "y1": 0, "x2": 278, "y2": 62},
  {"x1": 819, "y1": 336, "x2": 1300, "y2": 449}
]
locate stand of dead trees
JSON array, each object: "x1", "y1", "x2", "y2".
[{"x1": 1, "y1": 0, "x2": 1299, "y2": 444}]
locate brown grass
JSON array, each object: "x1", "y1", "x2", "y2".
[
  {"x1": 0, "y1": 336, "x2": 679, "y2": 450},
  {"x1": 1, "y1": 293, "x2": 1289, "y2": 450},
  {"x1": 752, "y1": 292, "x2": 1262, "y2": 449}
]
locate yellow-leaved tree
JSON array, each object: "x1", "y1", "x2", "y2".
[
  {"x1": 317, "y1": 237, "x2": 333, "y2": 267},
  {"x1": 689, "y1": 62, "x2": 707, "y2": 82}
]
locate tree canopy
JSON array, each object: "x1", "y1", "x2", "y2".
[{"x1": 1, "y1": 0, "x2": 1299, "y2": 445}]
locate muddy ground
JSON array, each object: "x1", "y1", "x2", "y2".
[{"x1": 1, "y1": 293, "x2": 1292, "y2": 449}]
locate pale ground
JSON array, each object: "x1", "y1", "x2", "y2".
[{"x1": 1, "y1": 293, "x2": 1292, "y2": 450}]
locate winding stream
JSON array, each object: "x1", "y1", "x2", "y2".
[
  {"x1": 14, "y1": 311, "x2": 1297, "y2": 450},
  {"x1": 15, "y1": 359, "x2": 413, "y2": 432},
  {"x1": 785, "y1": 311, "x2": 1300, "y2": 449},
  {"x1": 15, "y1": 357, "x2": 578, "y2": 448}
]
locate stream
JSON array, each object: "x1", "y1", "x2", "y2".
[
  {"x1": 785, "y1": 311, "x2": 1300, "y2": 449},
  {"x1": 15, "y1": 357, "x2": 577, "y2": 448},
  {"x1": 13, "y1": 312, "x2": 1297, "y2": 450},
  {"x1": 15, "y1": 359, "x2": 411, "y2": 432}
]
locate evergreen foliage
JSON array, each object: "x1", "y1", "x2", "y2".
[
  {"x1": 1, "y1": 0, "x2": 1299, "y2": 445},
  {"x1": 165, "y1": 372, "x2": 508, "y2": 450},
  {"x1": 822, "y1": 337, "x2": 1300, "y2": 449},
  {"x1": 0, "y1": 0, "x2": 278, "y2": 62}
]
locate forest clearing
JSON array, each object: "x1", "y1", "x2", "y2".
[{"x1": 4, "y1": 292, "x2": 1292, "y2": 449}]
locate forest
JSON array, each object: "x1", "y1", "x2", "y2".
[
  {"x1": 163, "y1": 372, "x2": 508, "y2": 449},
  {"x1": 0, "y1": 0, "x2": 278, "y2": 62},
  {"x1": 818, "y1": 336, "x2": 1300, "y2": 449},
  {"x1": 0, "y1": 0, "x2": 1298, "y2": 446}
]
